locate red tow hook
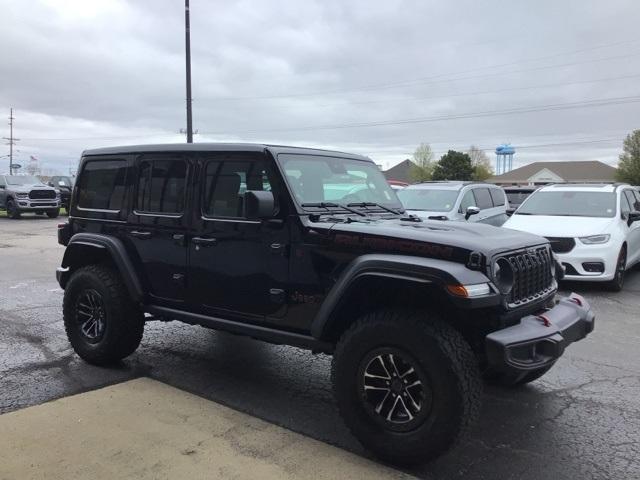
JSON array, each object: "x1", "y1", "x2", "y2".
[
  {"x1": 537, "y1": 314, "x2": 552, "y2": 327},
  {"x1": 569, "y1": 294, "x2": 585, "y2": 307}
]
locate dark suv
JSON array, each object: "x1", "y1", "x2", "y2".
[{"x1": 56, "y1": 144, "x2": 594, "y2": 464}]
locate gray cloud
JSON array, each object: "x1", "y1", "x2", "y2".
[{"x1": 1, "y1": 0, "x2": 639, "y2": 174}]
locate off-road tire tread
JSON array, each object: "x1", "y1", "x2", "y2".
[
  {"x1": 331, "y1": 310, "x2": 482, "y2": 465},
  {"x1": 63, "y1": 264, "x2": 143, "y2": 365}
]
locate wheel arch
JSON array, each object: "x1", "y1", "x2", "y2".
[
  {"x1": 311, "y1": 254, "x2": 494, "y2": 342},
  {"x1": 59, "y1": 233, "x2": 144, "y2": 303}
]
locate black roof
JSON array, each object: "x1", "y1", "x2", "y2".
[{"x1": 82, "y1": 143, "x2": 371, "y2": 161}]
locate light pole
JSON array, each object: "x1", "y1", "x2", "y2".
[{"x1": 184, "y1": 0, "x2": 193, "y2": 143}]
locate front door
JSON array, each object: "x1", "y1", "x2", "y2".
[
  {"x1": 126, "y1": 154, "x2": 190, "y2": 304},
  {"x1": 187, "y1": 152, "x2": 289, "y2": 323}
]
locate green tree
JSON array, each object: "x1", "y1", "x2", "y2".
[
  {"x1": 616, "y1": 130, "x2": 640, "y2": 185},
  {"x1": 432, "y1": 150, "x2": 474, "y2": 181},
  {"x1": 467, "y1": 145, "x2": 494, "y2": 181},
  {"x1": 409, "y1": 143, "x2": 434, "y2": 182}
]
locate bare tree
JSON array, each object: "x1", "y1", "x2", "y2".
[
  {"x1": 409, "y1": 143, "x2": 435, "y2": 182},
  {"x1": 467, "y1": 145, "x2": 493, "y2": 181}
]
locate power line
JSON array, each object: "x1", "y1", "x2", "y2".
[
  {"x1": 201, "y1": 45, "x2": 640, "y2": 102},
  {"x1": 196, "y1": 95, "x2": 640, "y2": 135}
]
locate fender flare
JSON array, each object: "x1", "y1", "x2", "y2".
[
  {"x1": 310, "y1": 254, "x2": 494, "y2": 340},
  {"x1": 59, "y1": 233, "x2": 144, "y2": 302}
]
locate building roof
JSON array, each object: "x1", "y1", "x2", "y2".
[
  {"x1": 488, "y1": 160, "x2": 617, "y2": 184},
  {"x1": 383, "y1": 159, "x2": 415, "y2": 183}
]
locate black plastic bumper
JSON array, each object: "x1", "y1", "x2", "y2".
[{"x1": 486, "y1": 293, "x2": 595, "y2": 373}]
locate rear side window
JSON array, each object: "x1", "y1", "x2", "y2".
[
  {"x1": 489, "y1": 188, "x2": 505, "y2": 206},
  {"x1": 136, "y1": 158, "x2": 187, "y2": 214},
  {"x1": 473, "y1": 188, "x2": 493, "y2": 210},
  {"x1": 77, "y1": 159, "x2": 127, "y2": 211}
]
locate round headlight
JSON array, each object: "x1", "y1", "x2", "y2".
[{"x1": 494, "y1": 258, "x2": 514, "y2": 294}]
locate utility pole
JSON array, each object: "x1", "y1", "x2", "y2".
[
  {"x1": 184, "y1": 0, "x2": 193, "y2": 143},
  {"x1": 3, "y1": 108, "x2": 19, "y2": 175}
]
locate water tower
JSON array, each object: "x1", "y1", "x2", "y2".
[{"x1": 495, "y1": 144, "x2": 515, "y2": 175}]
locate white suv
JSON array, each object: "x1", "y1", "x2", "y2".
[
  {"x1": 397, "y1": 181, "x2": 508, "y2": 226},
  {"x1": 504, "y1": 183, "x2": 640, "y2": 290}
]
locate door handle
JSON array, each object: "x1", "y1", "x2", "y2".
[
  {"x1": 129, "y1": 230, "x2": 152, "y2": 239},
  {"x1": 192, "y1": 237, "x2": 217, "y2": 247}
]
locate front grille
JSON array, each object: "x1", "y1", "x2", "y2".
[
  {"x1": 29, "y1": 189, "x2": 56, "y2": 200},
  {"x1": 503, "y1": 246, "x2": 555, "y2": 306},
  {"x1": 545, "y1": 237, "x2": 575, "y2": 253}
]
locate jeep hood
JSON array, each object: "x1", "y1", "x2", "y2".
[{"x1": 326, "y1": 217, "x2": 549, "y2": 261}]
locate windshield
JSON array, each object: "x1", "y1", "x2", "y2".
[
  {"x1": 516, "y1": 191, "x2": 616, "y2": 218},
  {"x1": 397, "y1": 188, "x2": 459, "y2": 212},
  {"x1": 278, "y1": 154, "x2": 401, "y2": 209},
  {"x1": 6, "y1": 176, "x2": 41, "y2": 186}
]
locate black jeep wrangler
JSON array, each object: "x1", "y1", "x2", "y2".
[{"x1": 56, "y1": 144, "x2": 594, "y2": 464}]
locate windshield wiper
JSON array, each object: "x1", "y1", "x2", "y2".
[
  {"x1": 301, "y1": 202, "x2": 366, "y2": 217},
  {"x1": 346, "y1": 202, "x2": 402, "y2": 215}
]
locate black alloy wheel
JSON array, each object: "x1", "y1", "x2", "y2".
[
  {"x1": 359, "y1": 348, "x2": 432, "y2": 432},
  {"x1": 75, "y1": 289, "x2": 107, "y2": 343}
]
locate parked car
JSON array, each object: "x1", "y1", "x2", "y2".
[
  {"x1": 0, "y1": 175, "x2": 60, "y2": 219},
  {"x1": 47, "y1": 175, "x2": 74, "y2": 211},
  {"x1": 503, "y1": 183, "x2": 640, "y2": 291},
  {"x1": 56, "y1": 144, "x2": 593, "y2": 464},
  {"x1": 503, "y1": 186, "x2": 537, "y2": 215},
  {"x1": 388, "y1": 179, "x2": 409, "y2": 190},
  {"x1": 503, "y1": 186, "x2": 538, "y2": 209},
  {"x1": 397, "y1": 181, "x2": 509, "y2": 226}
]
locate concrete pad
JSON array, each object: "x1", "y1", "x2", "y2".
[{"x1": 0, "y1": 378, "x2": 414, "y2": 480}]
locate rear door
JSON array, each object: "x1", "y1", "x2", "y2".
[
  {"x1": 488, "y1": 187, "x2": 508, "y2": 226},
  {"x1": 126, "y1": 154, "x2": 190, "y2": 304},
  {"x1": 472, "y1": 187, "x2": 496, "y2": 224}
]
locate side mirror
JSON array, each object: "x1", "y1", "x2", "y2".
[
  {"x1": 244, "y1": 190, "x2": 275, "y2": 219},
  {"x1": 465, "y1": 206, "x2": 480, "y2": 220},
  {"x1": 628, "y1": 211, "x2": 640, "y2": 225}
]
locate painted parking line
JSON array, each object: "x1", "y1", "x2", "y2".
[{"x1": 0, "y1": 377, "x2": 415, "y2": 480}]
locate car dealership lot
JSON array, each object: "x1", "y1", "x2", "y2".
[{"x1": 1, "y1": 217, "x2": 639, "y2": 479}]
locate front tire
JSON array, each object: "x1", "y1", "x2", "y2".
[
  {"x1": 606, "y1": 246, "x2": 626, "y2": 292},
  {"x1": 63, "y1": 264, "x2": 144, "y2": 365},
  {"x1": 331, "y1": 310, "x2": 482, "y2": 465},
  {"x1": 46, "y1": 208, "x2": 60, "y2": 218},
  {"x1": 6, "y1": 199, "x2": 21, "y2": 219}
]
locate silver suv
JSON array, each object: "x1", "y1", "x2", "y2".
[
  {"x1": 397, "y1": 181, "x2": 508, "y2": 226},
  {"x1": 0, "y1": 175, "x2": 60, "y2": 219}
]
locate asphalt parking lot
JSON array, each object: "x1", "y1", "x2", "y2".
[{"x1": 1, "y1": 216, "x2": 639, "y2": 479}]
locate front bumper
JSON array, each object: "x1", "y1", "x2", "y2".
[
  {"x1": 556, "y1": 241, "x2": 619, "y2": 281},
  {"x1": 16, "y1": 199, "x2": 60, "y2": 210},
  {"x1": 485, "y1": 293, "x2": 594, "y2": 373}
]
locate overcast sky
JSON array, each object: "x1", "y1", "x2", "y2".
[{"x1": 1, "y1": 0, "x2": 639, "y2": 174}]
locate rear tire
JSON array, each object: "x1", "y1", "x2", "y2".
[
  {"x1": 606, "y1": 246, "x2": 626, "y2": 292},
  {"x1": 331, "y1": 310, "x2": 482, "y2": 465},
  {"x1": 63, "y1": 264, "x2": 144, "y2": 365},
  {"x1": 6, "y1": 199, "x2": 21, "y2": 219},
  {"x1": 46, "y1": 208, "x2": 60, "y2": 218}
]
